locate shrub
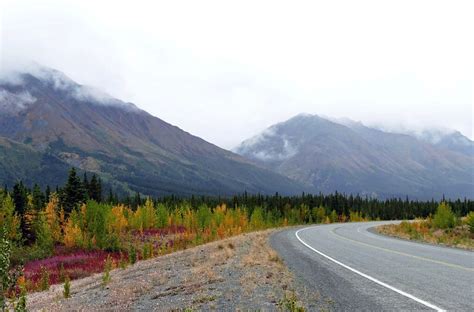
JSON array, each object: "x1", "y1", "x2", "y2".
[
  {"x1": 278, "y1": 291, "x2": 305, "y2": 312},
  {"x1": 14, "y1": 276, "x2": 27, "y2": 312},
  {"x1": 118, "y1": 252, "x2": 128, "y2": 269},
  {"x1": 102, "y1": 255, "x2": 112, "y2": 286},
  {"x1": 39, "y1": 266, "x2": 50, "y2": 291},
  {"x1": 465, "y1": 212, "x2": 474, "y2": 234},
  {"x1": 399, "y1": 221, "x2": 422, "y2": 240},
  {"x1": 35, "y1": 213, "x2": 54, "y2": 257},
  {"x1": 156, "y1": 204, "x2": 169, "y2": 228},
  {"x1": 197, "y1": 205, "x2": 212, "y2": 232},
  {"x1": 432, "y1": 202, "x2": 456, "y2": 229},
  {"x1": 250, "y1": 207, "x2": 264, "y2": 230},
  {"x1": 63, "y1": 276, "x2": 71, "y2": 298},
  {"x1": 312, "y1": 206, "x2": 326, "y2": 224},
  {"x1": 0, "y1": 227, "x2": 11, "y2": 310},
  {"x1": 129, "y1": 246, "x2": 137, "y2": 265},
  {"x1": 142, "y1": 243, "x2": 152, "y2": 260}
]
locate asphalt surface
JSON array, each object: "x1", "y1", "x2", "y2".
[{"x1": 270, "y1": 221, "x2": 474, "y2": 311}]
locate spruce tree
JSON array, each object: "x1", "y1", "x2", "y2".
[
  {"x1": 32, "y1": 184, "x2": 45, "y2": 211},
  {"x1": 62, "y1": 168, "x2": 86, "y2": 213},
  {"x1": 82, "y1": 173, "x2": 90, "y2": 200},
  {"x1": 45, "y1": 185, "x2": 51, "y2": 202},
  {"x1": 89, "y1": 174, "x2": 102, "y2": 202},
  {"x1": 12, "y1": 181, "x2": 28, "y2": 216}
]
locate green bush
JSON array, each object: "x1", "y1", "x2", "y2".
[
  {"x1": 156, "y1": 204, "x2": 168, "y2": 228},
  {"x1": 35, "y1": 213, "x2": 54, "y2": 257},
  {"x1": 465, "y1": 212, "x2": 474, "y2": 234},
  {"x1": 278, "y1": 292, "x2": 306, "y2": 312},
  {"x1": 400, "y1": 221, "x2": 421, "y2": 240},
  {"x1": 0, "y1": 227, "x2": 11, "y2": 310},
  {"x1": 14, "y1": 283, "x2": 27, "y2": 312},
  {"x1": 39, "y1": 266, "x2": 50, "y2": 291},
  {"x1": 196, "y1": 205, "x2": 212, "y2": 231},
  {"x1": 129, "y1": 245, "x2": 137, "y2": 265},
  {"x1": 432, "y1": 202, "x2": 456, "y2": 229},
  {"x1": 63, "y1": 276, "x2": 71, "y2": 298},
  {"x1": 102, "y1": 255, "x2": 112, "y2": 286}
]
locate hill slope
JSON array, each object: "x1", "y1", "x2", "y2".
[
  {"x1": 235, "y1": 114, "x2": 474, "y2": 199},
  {"x1": 0, "y1": 66, "x2": 304, "y2": 196}
]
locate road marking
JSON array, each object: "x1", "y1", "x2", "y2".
[
  {"x1": 295, "y1": 227, "x2": 446, "y2": 312},
  {"x1": 332, "y1": 227, "x2": 473, "y2": 272}
]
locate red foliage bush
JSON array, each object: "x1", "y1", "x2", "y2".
[{"x1": 24, "y1": 247, "x2": 121, "y2": 291}]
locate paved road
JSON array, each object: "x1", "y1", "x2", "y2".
[{"x1": 270, "y1": 222, "x2": 474, "y2": 311}]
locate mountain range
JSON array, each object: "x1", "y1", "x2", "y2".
[
  {"x1": 1, "y1": 65, "x2": 472, "y2": 199},
  {"x1": 234, "y1": 114, "x2": 473, "y2": 199},
  {"x1": 0, "y1": 65, "x2": 304, "y2": 196}
]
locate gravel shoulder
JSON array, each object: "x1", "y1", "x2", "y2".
[{"x1": 27, "y1": 228, "x2": 320, "y2": 311}]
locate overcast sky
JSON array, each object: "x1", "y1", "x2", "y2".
[{"x1": 1, "y1": 0, "x2": 473, "y2": 148}]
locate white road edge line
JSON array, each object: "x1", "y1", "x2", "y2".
[{"x1": 295, "y1": 227, "x2": 446, "y2": 312}]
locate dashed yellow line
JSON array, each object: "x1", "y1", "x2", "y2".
[{"x1": 330, "y1": 227, "x2": 474, "y2": 272}]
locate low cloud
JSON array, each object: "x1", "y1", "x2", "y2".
[
  {"x1": 0, "y1": 90, "x2": 37, "y2": 113},
  {"x1": 236, "y1": 127, "x2": 298, "y2": 161},
  {"x1": 0, "y1": 63, "x2": 138, "y2": 111}
]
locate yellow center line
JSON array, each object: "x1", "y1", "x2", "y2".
[{"x1": 330, "y1": 227, "x2": 474, "y2": 272}]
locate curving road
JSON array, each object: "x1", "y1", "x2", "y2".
[{"x1": 270, "y1": 221, "x2": 474, "y2": 311}]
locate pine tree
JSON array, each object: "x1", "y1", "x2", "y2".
[
  {"x1": 62, "y1": 168, "x2": 86, "y2": 213},
  {"x1": 133, "y1": 192, "x2": 141, "y2": 210},
  {"x1": 22, "y1": 194, "x2": 38, "y2": 244},
  {"x1": 32, "y1": 184, "x2": 45, "y2": 211},
  {"x1": 45, "y1": 185, "x2": 51, "y2": 202},
  {"x1": 82, "y1": 173, "x2": 90, "y2": 200},
  {"x1": 12, "y1": 181, "x2": 28, "y2": 216},
  {"x1": 89, "y1": 174, "x2": 102, "y2": 202},
  {"x1": 107, "y1": 189, "x2": 115, "y2": 204}
]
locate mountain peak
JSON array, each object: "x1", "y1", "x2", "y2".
[{"x1": 1, "y1": 64, "x2": 138, "y2": 112}]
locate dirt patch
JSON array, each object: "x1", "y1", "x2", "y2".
[{"x1": 27, "y1": 229, "x2": 315, "y2": 311}]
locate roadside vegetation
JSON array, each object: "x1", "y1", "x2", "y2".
[
  {"x1": 1, "y1": 168, "x2": 473, "y2": 305},
  {"x1": 377, "y1": 202, "x2": 474, "y2": 250}
]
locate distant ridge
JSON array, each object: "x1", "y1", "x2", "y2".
[{"x1": 235, "y1": 114, "x2": 474, "y2": 199}]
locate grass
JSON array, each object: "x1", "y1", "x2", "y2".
[{"x1": 278, "y1": 291, "x2": 306, "y2": 312}]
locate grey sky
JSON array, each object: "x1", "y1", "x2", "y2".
[{"x1": 1, "y1": 0, "x2": 473, "y2": 148}]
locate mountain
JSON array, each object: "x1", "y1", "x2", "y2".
[
  {"x1": 414, "y1": 130, "x2": 473, "y2": 157},
  {"x1": 0, "y1": 65, "x2": 305, "y2": 196},
  {"x1": 235, "y1": 114, "x2": 474, "y2": 199}
]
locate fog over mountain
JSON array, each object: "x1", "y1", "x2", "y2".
[
  {"x1": 0, "y1": 65, "x2": 306, "y2": 196},
  {"x1": 3, "y1": 0, "x2": 473, "y2": 149},
  {"x1": 235, "y1": 114, "x2": 474, "y2": 199},
  {"x1": 0, "y1": 64, "x2": 472, "y2": 199}
]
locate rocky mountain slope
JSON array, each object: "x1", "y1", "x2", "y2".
[
  {"x1": 0, "y1": 66, "x2": 304, "y2": 196},
  {"x1": 235, "y1": 114, "x2": 474, "y2": 199}
]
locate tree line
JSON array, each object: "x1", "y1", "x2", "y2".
[{"x1": 2, "y1": 167, "x2": 473, "y2": 247}]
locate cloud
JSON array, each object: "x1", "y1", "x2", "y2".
[
  {"x1": 0, "y1": 89, "x2": 36, "y2": 113},
  {"x1": 0, "y1": 63, "x2": 138, "y2": 111},
  {"x1": 1, "y1": 0, "x2": 473, "y2": 148},
  {"x1": 236, "y1": 127, "x2": 298, "y2": 161}
]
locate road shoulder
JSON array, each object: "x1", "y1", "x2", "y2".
[{"x1": 27, "y1": 229, "x2": 312, "y2": 311}]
